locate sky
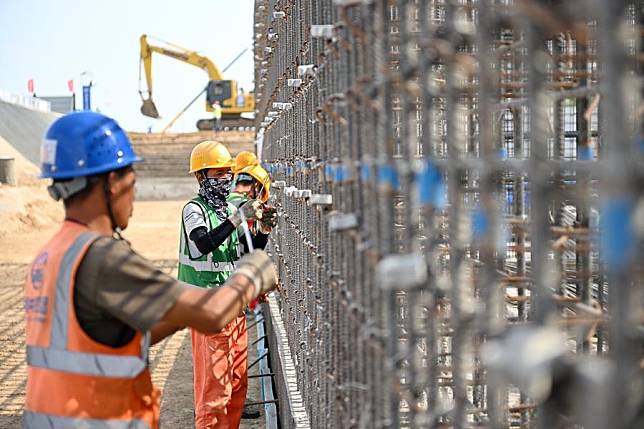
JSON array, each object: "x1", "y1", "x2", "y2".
[{"x1": 0, "y1": 0, "x2": 255, "y2": 132}]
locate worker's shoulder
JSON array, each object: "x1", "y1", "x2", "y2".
[
  {"x1": 76, "y1": 236, "x2": 138, "y2": 282},
  {"x1": 84, "y1": 236, "x2": 136, "y2": 262},
  {"x1": 182, "y1": 199, "x2": 207, "y2": 218}
]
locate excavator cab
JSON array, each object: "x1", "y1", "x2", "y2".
[{"x1": 206, "y1": 80, "x2": 233, "y2": 107}]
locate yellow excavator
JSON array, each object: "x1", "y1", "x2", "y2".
[{"x1": 138, "y1": 34, "x2": 255, "y2": 130}]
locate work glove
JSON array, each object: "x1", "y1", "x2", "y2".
[
  {"x1": 258, "y1": 205, "x2": 278, "y2": 233},
  {"x1": 235, "y1": 250, "x2": 279, "y2": 299},
  {"x1": 229, "y1": 199, "x2": 263, "y2": 227}
]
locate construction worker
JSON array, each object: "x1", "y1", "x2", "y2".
[
  {"x1": 228, "y1": 163, "x2": 277, "y2": 420},
  {"x1": 232, "y1": 150, "x2": 259, "y2": 174},
  {"x1": 212, "y1": 100, "x2": 223, "y2": 131},
  {"x1": 180, "y1": 141, "x2": 270, "y2": 428},
  {"x1": 229, "y1": 164, "x2": 276, "y2": 239},
  {"x1": 24, "y1": 111, "x2": 279, "y2": 429}
]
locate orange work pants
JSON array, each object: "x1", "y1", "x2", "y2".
[{"x1": 191, "y1": 315, "x2": 248, "y2": 429}]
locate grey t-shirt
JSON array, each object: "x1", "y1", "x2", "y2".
[{"x1": 73, "y1": 237, "x2": 184, "y2": 347}]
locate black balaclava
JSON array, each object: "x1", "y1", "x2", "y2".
[{"x1": 198, "y1": 174, "x2": 232, "y2": 221}]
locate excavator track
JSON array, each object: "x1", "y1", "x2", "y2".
[{"x1": 196, "y1": 117, "x2": 255, "y2": 131}]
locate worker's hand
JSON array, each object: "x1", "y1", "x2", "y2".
[
  {"x1": 257, "y1": 293, "x2": 270, "y2": 303},
  {"x1": 248, "y1": 294, "x2": 269, "y2": 311},
  {"x1": 229, "y1": 199, "x2": 263, "y2": 227},
  {"x1": 235, "y1": 250, "x2": 279, "y2": 299},
  {"x1": 258, "y1": 205, "x2": 278, "y2": 232}
]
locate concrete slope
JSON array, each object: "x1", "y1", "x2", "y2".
[
  {"x1": 0, "y1": 100, "x2": 59, "y2": 165},
  {"x1": 129, "y1": 131, "x2": 255, "y2": 178}
]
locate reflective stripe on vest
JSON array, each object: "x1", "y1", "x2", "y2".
[
  {"x1": 177, "y1": 251, "x2": 235, "y2": 273},
  {"x1": 23, "y1": 411, "x2": 151, "y2": 429},
  {"x1": 50, "y1": 233, "x2": 97, "y2": 349},
  {"x1": 27, "y1": 232, "x2": 148, "y2": 377},
  {"x1": 27, "y1": 345, "x2": 147, "y2": 378}
]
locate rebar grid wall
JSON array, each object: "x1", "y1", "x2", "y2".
[{"x1": 253, "y1": 1, "x2": 643, "y2": 428}]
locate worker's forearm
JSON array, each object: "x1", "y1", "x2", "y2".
[
  {"x1": 189, "y1": 221, "x2": 236, "y2": 255},
  {"x1": 150, "y1": 321, "x2": 184, "y2": 344},
  {"x1": 162, "y1": 274, "x2": 255, "y2": 334}
]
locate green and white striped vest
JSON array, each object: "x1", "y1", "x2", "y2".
[{"x1": 177, "y1": 196, "x2": 239, "y2": 288}]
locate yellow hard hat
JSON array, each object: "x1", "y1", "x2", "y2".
[
  {"x1": 233, "y1": 151, "x2": 259, "y2": 173},
  {"x1": 189, "y1": 141, "x2": 234, "y2": 173},
  {"x1": 236, "y1": 164, "x2": 271, "y2": 203}
]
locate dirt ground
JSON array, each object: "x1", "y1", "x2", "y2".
[{"x1": 0, "y1": 199, "x2": 267, "y2": 428}]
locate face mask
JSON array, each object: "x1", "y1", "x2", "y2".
[{"x1": 199, "y1": 177, "x2": 232, "y2": 220}]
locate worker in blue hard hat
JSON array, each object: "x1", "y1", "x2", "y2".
[{"x1": 23, "y1": 111, "x2": 279, "y2": 429}]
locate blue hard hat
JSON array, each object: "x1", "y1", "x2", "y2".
[{"x1": 40, "y1": 111, "x2": 142, "y2": 179}]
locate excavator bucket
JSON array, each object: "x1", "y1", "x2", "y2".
[{"x1": 140, "y1": 98, "x2": 160, "y2": 118}]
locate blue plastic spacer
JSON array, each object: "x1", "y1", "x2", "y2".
[
  {"x1": 325, "y1": 164, "x2": 335, "y2": 179},
  {"x1": 360, "y1": 164, "x2": 371, "y2": 182},
  {"x1": 334, "y1": 164, "x2": 351, "y2": 183},
  {"x1": 472, "y1": 207, "x2": 490, "y2": 241},
  {"x1": 600, "y1": 198, "x2": 634, "y2": 271},
  {"x1": 377, "y1": 164, "x2": 400, "y2": 191},
  {"x1": 506, "y1": 191, "x2": 514, "y2": 206},
  {"x1": 416, "y1": 161, "x2": 446, "y2": 209},
  {"x1": 577, "y1": 146, "x2": 593, "y2": 160}
]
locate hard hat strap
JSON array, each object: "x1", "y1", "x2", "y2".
[{"x1": 102, "y1": 177, "x2": 125, "y2": 241}]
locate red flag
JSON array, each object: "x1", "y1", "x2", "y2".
[
  {"x1": 27, "y1": 79, "x2": 34, "y2": 93},
  {"x1": 67, "y1": 79, "x2": 74, "y2": 93}
]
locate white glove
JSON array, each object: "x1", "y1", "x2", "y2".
[
  {"x1": 228, "y1": 199, "x2": 263, "y2": 227},
  {"x1": 234, "y1": 250, "x2": 279, "y2": 299}
]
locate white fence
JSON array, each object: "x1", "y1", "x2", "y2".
[{"x1": 0, "y1": 89, "x2": 51, "y2": 113}]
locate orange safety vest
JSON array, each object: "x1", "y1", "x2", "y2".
[{"x1": 24, "y1": 221, "x2": 160, "y2": 428}]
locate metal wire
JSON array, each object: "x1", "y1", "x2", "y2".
[{"x1": 254, "y1": 1, "x2": 644, "y2": 428}]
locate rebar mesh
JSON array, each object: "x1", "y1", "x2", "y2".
[{"x1": 253, "y1": 1, "x2": 644, "y2": 428}]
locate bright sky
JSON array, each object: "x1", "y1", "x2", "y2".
[{"x1": 0, "y1": 0, "x2": 255, "y2": 132}]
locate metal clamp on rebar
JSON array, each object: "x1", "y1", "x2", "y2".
[
  {"x1": 376, "y1": 253, "x2": 428, "y2": 290},
  {"x1": 310, "y1": 25, "x2": 335, "y2": 39},
  {"x1": 309, "y1": 194, "x2": 333, "y2": 207},
  {"x1": 299, "y1": 190, "x2": 312, "y2": 199},
  {"x1": 291, "y1": 189, "x2": 303, "y2": 199},
  {"x1": 272, "y1": 102, "x2": 293, "y2": 110},
  {"x1": 328, "y1": 212, "x2": 359, "y2": 232},
  {"x1": 284, "y1": 186, "x2": 298, "y2": 197},
  {"x1": 297, "y1": 64, "x2": 317, "y2": 79}
]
